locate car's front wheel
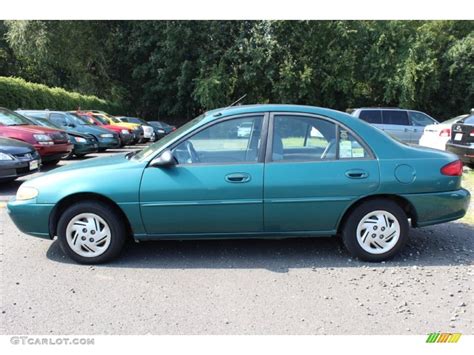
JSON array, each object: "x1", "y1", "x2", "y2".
[
  {"x1": 341, "y1": 199, "x2": 409, "y2": 262},
  {"x1": 57, "y1": 201, "x2": 127, "y2": 264}
]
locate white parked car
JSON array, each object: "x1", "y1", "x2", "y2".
[
  {"x1": 418, "y1": 114, "x2": 468, "y2": 151},
  {"x1": 116, "y1": 116, "x2": 155, "y2": 141}
]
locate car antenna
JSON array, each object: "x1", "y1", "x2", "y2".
[{"x1": 223, "y1": 94, "x2": 247, "y2": 111}]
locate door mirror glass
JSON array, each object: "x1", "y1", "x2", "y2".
[{"x1": 151, "y1": 149, "x2": 176, "y2": 167}]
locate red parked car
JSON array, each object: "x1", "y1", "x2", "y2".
[
  {"x1": 0, "y1": 108, "x2": 72, "y2": 165},
  {"x1": 75, "y1": 111, "x2": 133, "y2": 146}
]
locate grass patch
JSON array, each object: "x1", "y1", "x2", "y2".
[{"x1": 460, "y1": 169, "x2": 474, "y2": 225}]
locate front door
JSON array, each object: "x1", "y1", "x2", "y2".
[
  {"x1": 264, "y1": 113, "x2": 380, "y2": 233},
  {"x1": 140, "y1": 114, "x2": 266, "y2": 235}
]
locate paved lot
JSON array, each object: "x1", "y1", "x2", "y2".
[{"x1": 0, "y1": 147, "x2": 473, "y2": 335}]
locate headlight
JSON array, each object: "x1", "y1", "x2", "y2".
[
  {"x1": 0, "y1": 152, "x2": 14, "y2": 160},
  {"x1": 121, "y1": 129, "x2": 129, "y2": 134},
  {"x1": 75, "y1": 137, "x2": 86, "y2": 143},
  {"x1": 99, "y1": 133, "x2": 114, "y2": 138},
  {"x1": 16, "y1": 186, "x2": 39, "y2": 201},
  {"x1": 33, "y1": 134, "x2": 53, "y2": 145}
]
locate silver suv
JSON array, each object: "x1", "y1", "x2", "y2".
[{"x1": 350, "y1": 108, "x2": 438, "y2": 144}]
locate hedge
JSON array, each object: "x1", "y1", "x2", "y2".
[{"x1": 0, "y1": 76, "x2": 122, "y2": 114}]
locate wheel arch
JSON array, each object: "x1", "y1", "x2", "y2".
[
  {"x1": 48, "y1": 192, "x2": 133, "y2": 239},
  {"x1": 337, "y1": 194, "x2": 418, "y2": 234}
]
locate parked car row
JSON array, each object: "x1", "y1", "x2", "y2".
[
  {"x1": 349, "y1": 107, "x2": 474, "y2": 169},
  {"x1": 0, "y1": 107, "x2": 176, "y2": 182}
]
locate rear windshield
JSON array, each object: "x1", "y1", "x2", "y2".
[{"x1": 463, "y1": 115, "x2": 474, "y2": 124}]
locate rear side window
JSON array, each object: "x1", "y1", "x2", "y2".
[
  {"x1": 359, "y1": 110, "x2": 382, "y2": 124},
  {"x1": 382, "y1": 110, "x2": 409, "y2": 125}
]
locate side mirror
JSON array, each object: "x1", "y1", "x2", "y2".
[{"x1": 151, "y1": 149, "x2": 176, "y2": 167}]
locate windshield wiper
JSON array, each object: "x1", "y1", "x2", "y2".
[{"x1": 125, "y1": 150, "x2": 140, "y2": 159}]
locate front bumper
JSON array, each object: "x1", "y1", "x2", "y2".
[
  {"x1": 402, "y1": 188, "x2": 471, "y2": 227},
  {"x1": 119, "y1": 132, "x2": 133, "y2": 145},
  {"x1": 97, "y1": 137, "x2": 121, "y2": 149},
  {"x1": 0, "y1": 158, "x2": 40, "y2": 181},
  {"x1": 446, "y1": 142, "x2": 474, "y2": 164},
  {"x1": 73, "y1": 141, "x2": 99, "y2": 155},
  {"x1": 35, "y1": 143, "x2": 73, "y2": 161},
  {"x1": 7, "y1": 199, "x2": 54, "y2": 238}
]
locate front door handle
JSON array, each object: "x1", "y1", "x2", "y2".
[
  {"x1": 345, "y1": 169, "x2": 369, "y2": 179},
  {"x1": 225, "y1": 173, "x2": 251, "y2": 183}
]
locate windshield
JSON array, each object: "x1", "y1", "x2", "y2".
[
  {"x1": 132, "y1": 114, "x2": 205, "y2": 161},
  {"x1": 0, "y1": 109, "x2": 33, "y2": 126},
  {"x1": 93, "y1": 115, "x2": 109, "y2": 125},
  {"x1": 67, "y1": 113, "x2": 92, "y2": 125},
  {"x1": 31, "y1": 117, "x2": 62, "y2": 129}
]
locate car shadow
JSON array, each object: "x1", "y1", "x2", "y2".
[{"x1": 46, "y1": 222, "x2": 473, "y2": 272}]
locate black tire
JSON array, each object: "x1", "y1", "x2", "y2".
[
  {"x1": 341, "y1": 199, "x2": 409, "y2": 262},
  {"x1": 57, "y1": 201, "x2": 127, "y2": 264},
  {"x1": 43, "y1": 159, "x2": 60, "y2": 165},
  {"x1": 75, "y1": 154, "x2": 86, "y2": 158},
  {"x1": 467, "y1": 163, "x2": 474, "y2": 170},
  {"x1": 98, "y1": 148, "x2": 107, "y2": 152}
]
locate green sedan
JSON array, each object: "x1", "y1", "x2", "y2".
[{"x1": 7, "y1": 105, "x2": 471, "y2": 264}]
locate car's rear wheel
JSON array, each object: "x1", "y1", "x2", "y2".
[
  {"x1": 57, "y1": 201, "x2": 126, "y2": 264},
  {"x1": 341, "y1": 199, "x2": 409, "y2": 262}
]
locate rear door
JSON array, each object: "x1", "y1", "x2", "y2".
[
  {"x1": 381, "y1": 110, "x2": 411, "y2": 142},
  {"x1": 264, "y1": 113, "x2": 380, "y2": 233}
]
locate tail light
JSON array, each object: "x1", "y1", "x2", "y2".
[
  {"x1": 439, "y1": 128, "x2": 451, "y2": 137},
  {"x1": 441, "y1": 160, "x2": 463, "y2": 176},
  {"x1": 172, "y1": 127, "x2": 176, "y2": 131},
  {"x1": 470, "y1": 130, "x2": 474, "y2": 137}
]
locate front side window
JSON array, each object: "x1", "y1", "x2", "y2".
[
  {"x1": 409, "y1": 111, "x2": 435, "y2": 126},
  {"x1": 382, "y1": 110, "x2": 409, "y2": 125},
  {"x1": 272, "y1": 115, "x2": 337, "y2": 161},
  {"x1": 172, "y1": 116, "x2": 263, "y2": 164}
]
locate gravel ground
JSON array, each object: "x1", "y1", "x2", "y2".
[{"x1": 0, "y1": 148, "x2": 473, "y2": 335}]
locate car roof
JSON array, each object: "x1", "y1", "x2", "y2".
[{"x1": 200, "y1": 104, "x2": 349, "y2": 124}]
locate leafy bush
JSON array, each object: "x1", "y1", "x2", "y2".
[{"x1": 0, "y1": 76, "x2": 122, "y2": 113}]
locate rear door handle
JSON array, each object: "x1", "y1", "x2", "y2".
[
  {"x1": 225, "y1": 173, "x2": 251, "y2": 183},
  {"x1": 345, "y1": 169, "x2": 369, "y2": 179}
]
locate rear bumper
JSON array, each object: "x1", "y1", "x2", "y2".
[
  {"x1": 446, "y1": 142, "x2": 474, "y2": 164},
  {"x1": 7, "y1": 199, "x2": 54, "y2": 239},
  {"x1": 402, "y1": 188, "x2": 471, "y2": 227}
]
